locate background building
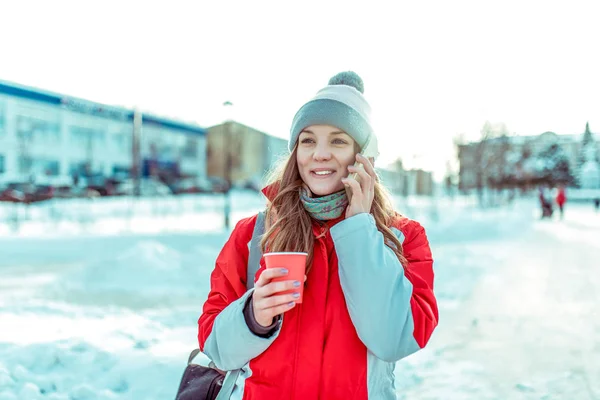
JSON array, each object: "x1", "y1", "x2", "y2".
[
  {"x1": 378, "y1": 166, "x2": 434, "y2": 196},
  {"x1": 458, "y1": 125, "x2": 600, "y2": 191},
  {"x1": 206, "y1": 121, "x2": 288, "y2": 187},
  {"x1": 0, "y1": 80, "x2": 207, "y2": 185}
]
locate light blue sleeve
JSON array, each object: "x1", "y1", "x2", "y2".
[
  {"x1": 330, "y1": 213, "x2": 421, "y2": 362},
  {"x1": 202, "y1": 289, "x2": 283, "y2": 370}
]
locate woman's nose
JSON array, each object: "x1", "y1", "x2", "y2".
[{"x1": 313, "y1": 144, "x2": 332, "y2": 161}]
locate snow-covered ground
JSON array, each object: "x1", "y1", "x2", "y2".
[
  {"x1": 0, "y1": 193, "x2": 598, "y2": 399},
  {"x1": 0, "y1": 191, "x2": 268, "y2": 238}
]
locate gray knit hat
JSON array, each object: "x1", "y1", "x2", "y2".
[{"x1": 289, "y1": 71, "x2": 379, "y2": 159}]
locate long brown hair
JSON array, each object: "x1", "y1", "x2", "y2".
[{"x1": 260, "y1": 146, "x2": 408, "y2": 272}]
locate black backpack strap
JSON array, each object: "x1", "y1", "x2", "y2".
[
  {"x1": 187, "y1": 348, "x2": 200, "y2": 364},
  {"x1": 247, "y1": 211, "x2": 265, "y2": 290}
]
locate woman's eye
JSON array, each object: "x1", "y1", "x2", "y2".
[
  {"x1": 301, "y1": 138, "x2": 314, "y2": 144},
  {"x1": 332, "y1": 139, "x2": 347, "y2": 145}
]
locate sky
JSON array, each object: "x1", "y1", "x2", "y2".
[{"x1": 1, "y1": 0, "x2": 599, "y2": 179}]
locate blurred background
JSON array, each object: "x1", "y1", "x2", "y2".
[{"x1": 1, "y1": 1, "x2": 599, "y2": 399}]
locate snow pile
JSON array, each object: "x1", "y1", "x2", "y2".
[
  {"x1": 0, "y1": 341, "x2": 120, "y2": 400},
  {"x1": 53, "y1": 239, "x2": 219, "y2": 309},
  {"x1": 70, "y1": 240, "x2": 183, "y2": 292},
  {"x1": 0, "y1": 339, "x2": 185, "y2": 400}
]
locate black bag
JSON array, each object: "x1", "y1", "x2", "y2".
[
  {"x1": 175, "y1": 211, "x2": 265, "y2": 400},
  {"x1": 175, "y1": 349, "x2": 225, "y2": 400}
]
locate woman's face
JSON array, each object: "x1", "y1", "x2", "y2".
[{"x1": 296, "y1": 125, "x2": 358, "y2": 196}]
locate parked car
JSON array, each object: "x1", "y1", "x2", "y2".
[
  {"x1": 52, "y1": 185, "x2": 100, "y2": 199},
  {"x1": 115, "y1": 178, "x2": 172, "y2": 196},
  {"x1": 170, "y1": 178, "x2": 215, "y2": 195},
  {"x1": 80, "y1": 175, "x2": 120, "y2": 197},
  {"x1": 31, "y1": 185, "x2": 55, "y2": 202},
  {"x1": 33, "y1": 176, "x2": 75, "y2": 201},
  {"x1": 207, "y1": 176, "x2": 230, "y2": 193},
  {"x1": 0, "y1": 182, "x2": 37, "y2": 203},
  {"x1": 237, "y1": 176, "x2": 264, "y2": 192}
]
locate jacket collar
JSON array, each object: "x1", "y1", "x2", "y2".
[{"x1": 261, "y1": 182, "x2": 279, "y2": 203}]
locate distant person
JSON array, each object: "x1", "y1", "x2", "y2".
[
  {"x1": 538, "y1": 187, "x2": 553, "y2": 219},
  {"x1": 196, "y1": 71, "x2": 438, "y2": 398},
  {"x1": 555, "y1": 185, "x2": 567, "y2": 219},
  {"x1": 594, "y1": 198, "x2": 600, "y2": 212}
]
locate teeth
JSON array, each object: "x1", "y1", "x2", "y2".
[{"x1": 314, "y1": 171, "x2": 333, "y2": 175}]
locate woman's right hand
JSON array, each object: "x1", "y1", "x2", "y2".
[{"x1": 252, "y1": 268, "x2": 302, "y2": 327}]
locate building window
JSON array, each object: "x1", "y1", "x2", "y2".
[
  {"x1": 69, "y1": 162, "x2": 88, "y2": 176},
  {"x1": 69, "y1": 160, "x2": 105, "y2": 178},
  {"x1": 36, "y1": 159, "x2": 60, "y2": 176},
  {"x1": 18, "y1": 156, "x2": 60, "y2": 176},
  {"x1": 69, "y1": 125, "x2": 106, "y2": 150},
  {"x1": 16, "y1": 114, "x2": 61, "y2": 144},
  {"x1": 112, "y1": 165, "x2": 130, "y2": 178},
  {"x1": 182, "y1": 137, "x2": 198, "y2": 158},
  {"x1": 112, "y1": 129, "x2": 131, "y2": 154},
  {"x1": 17, "y1": 156, "x2": 33, "y2": 174}
]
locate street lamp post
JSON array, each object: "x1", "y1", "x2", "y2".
[
  {"x1": 132, "y1": 108, "x2": 142, "y2": 197},
  {"x1": 223, "y1": 101, "x2": 233, "y2": 230}
]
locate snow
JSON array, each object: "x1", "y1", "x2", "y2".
[
  {"x1": 1, "y1": 192, "x2": 599, "y2": 399},
  {"x1": 395, "y1": 200, "x2": 600, "y2": 399}
]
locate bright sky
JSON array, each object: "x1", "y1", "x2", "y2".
[{"x1": 1, "y1": 0, "x2": 599, "y2": 179}]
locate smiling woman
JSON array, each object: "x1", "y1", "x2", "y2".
[{"x1": 197, "y1": 71, "x2": 438, "y2": 399}]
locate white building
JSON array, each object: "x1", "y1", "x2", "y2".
[{"x1": 0, "y1": 80, "x2": 206, "y2": 184}]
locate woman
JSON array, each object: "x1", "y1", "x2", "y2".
[
  {"x1": 555, "y1": 185, "x2": 566, "y2": 219},
  {"x1": 198, "y1": 71, "x2": 438, "y2": 399}
]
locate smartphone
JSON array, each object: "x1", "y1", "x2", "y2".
[{"x1": 345, "y1": 134, "x2": 379, "y2": 201}]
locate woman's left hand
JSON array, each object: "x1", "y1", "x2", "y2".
[{"x1": 342, "y1": 153, "x2": 376, "y2": 219}]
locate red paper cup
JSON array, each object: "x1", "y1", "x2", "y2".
[{"x1": 263, "y1": 252, "x2": 307, "y2": 303}]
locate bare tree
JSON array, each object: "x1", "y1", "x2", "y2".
[
  {"x1": 473, "y1": 121, "x2": 494, "y2": 205},
  {"x1": 473, "y1": 121, "x2": 512, "y2": 206},
  {"x1": 444, "y1": 160, "x2": 455, "y2": 198},
  {"x1": 453, "y1": 133, "x2": 468, "y2": 193},
  {"x1": 392, "y1": 157, "x2": 406, "y2": 197}
]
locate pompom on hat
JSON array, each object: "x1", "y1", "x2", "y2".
[{"x1": 289, "y1": 71, "x2": 379, "y2": 159}]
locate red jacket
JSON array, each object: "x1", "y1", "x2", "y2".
[
  {"x1": 556, "y1": 188, "x2": 567, "y2": 205},
  {"x1": 198, "y1": 191, "x2": 438, "y2": 399}
]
